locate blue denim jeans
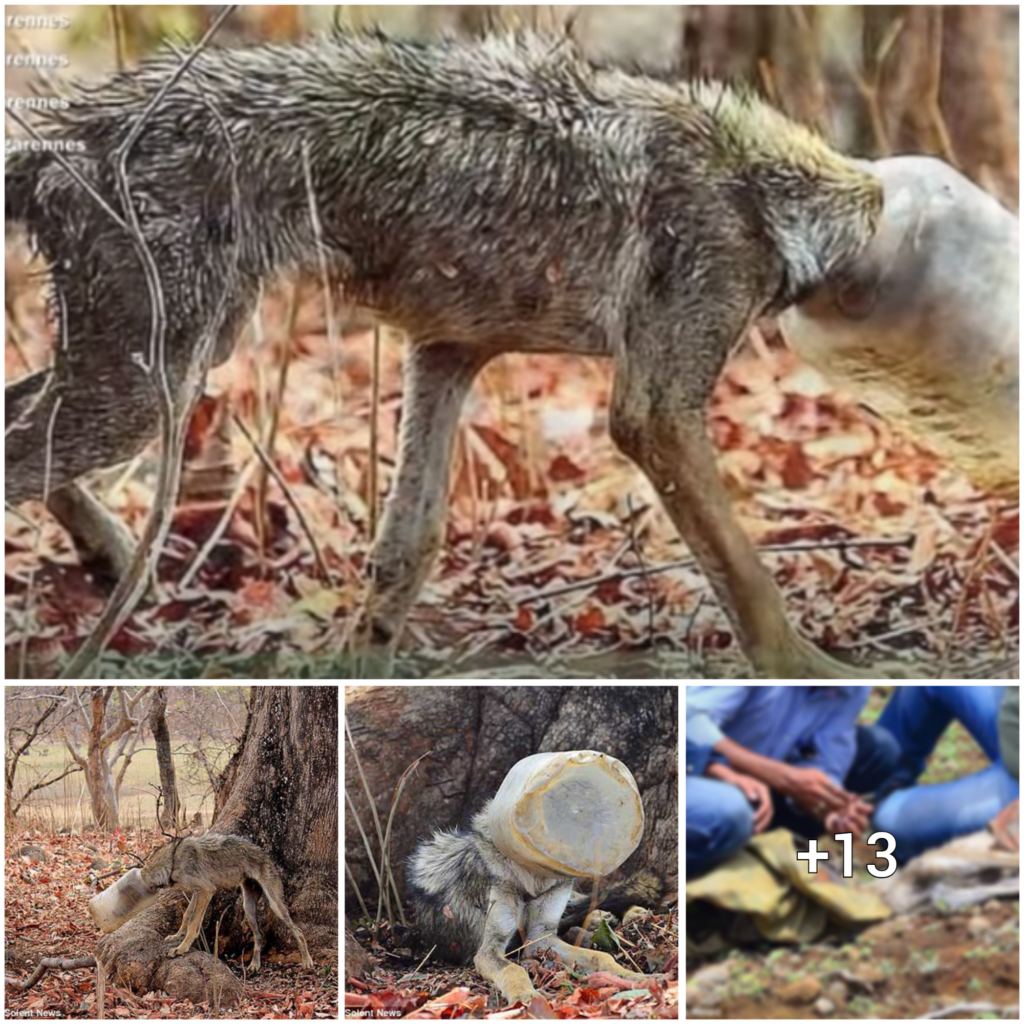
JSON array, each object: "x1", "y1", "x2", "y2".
[
  {"x1": 871, "y1": 685, "x2": 1019, "y2": 863},
  {"x1": 687, "y1": 723, "x2": 899, "y2": 878}
]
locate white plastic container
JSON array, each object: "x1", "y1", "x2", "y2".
[
  {"x1": 487, "y1": 750, "x2": 644, "y2": 877},
  {"x1": 88, "y1": 867, "x2": 160, "y2": 933},
  {"x1": 780, "y1": 155, "x2": 1018, "y2": 500}
]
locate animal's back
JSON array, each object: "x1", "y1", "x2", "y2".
[{"x1": 11, "y1": 30, "x2": 836, "y2": 351}]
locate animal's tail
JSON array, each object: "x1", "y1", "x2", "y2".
[{"x1": 559, "y1": 869, "x2": 664, "y2": 930}]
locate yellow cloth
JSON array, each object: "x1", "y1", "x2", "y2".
[{"x1": 686, "y1": 830, "x2": 892, "y2": 951}]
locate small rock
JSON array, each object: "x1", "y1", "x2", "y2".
[
  {"x1": 983, "y1": 899, "x2": 1003, "y2": 913},
  {"x1": 777, "y1": 977, "x2": 823, "y2": 1005},
  {"x1": 814, "y1": 997, "x2": 836, "y2": 1016},
  {"x1": 825, "y1": 980, "x2": 848, "y2": 1004},
  {"x1": 90, "y1": 857, "x2": 109, "y2": 870},
  {"x1": 695, "y1": 989, "x2": 724, "y2": 1009},
  {"x1": 18, "y1": 846, "x2": 46, "y2": 863},
  {"x1": 855, "y1": 965, "x2": 886, "y2": 986},
  {"x1": 967, "y1": 914, "x2": 992, "y2": 938},
  {"x1": 689, "y1": 963, "x2": 731, "y2": 988}
]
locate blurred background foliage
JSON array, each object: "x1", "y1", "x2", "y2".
[{"x1": 23, "y1": 4, "x2": 1017, "y2": 205}]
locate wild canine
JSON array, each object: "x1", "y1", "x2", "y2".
[
  {"x1": 407, "y1": 797, "x2": 664, "y2": 1005},
  {"x1": 139, "y1": 834, "x2": 314, "y2": 970},
  {"x1": 6, "y1": 29, "x2": 904, "y2": 679}
]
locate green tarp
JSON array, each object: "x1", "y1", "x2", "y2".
[{"x1": 686, "y1": 830, "x2": 892, "y2": 953}]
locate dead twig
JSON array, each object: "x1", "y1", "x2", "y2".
[
  {"x1": 525, "y1": 535, "x2": 915, "y2": 604},
  {"x1": 6, "y1": 956, "x2": 96, "y2": 992},
  {"x1": 917, "y1": 1004, "x2": 1018, "y2": 1020}
]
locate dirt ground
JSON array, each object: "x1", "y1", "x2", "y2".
[{"x1": 688, "y1": 899, "x2": 1018, "y2": 1019}]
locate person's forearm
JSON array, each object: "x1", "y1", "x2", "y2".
[{"x1": 714, "y1": 737, "x2": 792, "y2": 793}]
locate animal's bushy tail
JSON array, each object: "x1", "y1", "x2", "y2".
[{"x1": 560, "y1": 869, "x2": 665, "y2": 929}]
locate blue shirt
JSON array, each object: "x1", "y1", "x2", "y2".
[{"x1": 686, "y1": 686, "x2": 869, "y2": 786}]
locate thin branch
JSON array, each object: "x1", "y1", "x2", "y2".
[{"x1": 6, "y1": 956, "x2": 96, "y2": 992}]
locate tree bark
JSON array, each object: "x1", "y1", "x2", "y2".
[
  {"x1": 94, "y1": 686, "x2": 337, "y2": 1002},
  {"x1": 344, "y1": 685, "x2": 677, "y2": 910},
  {"x1": 148, "y1": 686, "x2": 179, "y2": 830}
]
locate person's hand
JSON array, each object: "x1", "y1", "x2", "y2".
[
  {"x1": 989, "y1": 798, "x2": 1019, "y2": 853},
  {"x1": 824, "y1": 797, "x2": 873, "y2": 840},
  {"x1": 779, "y1": 766, "x2": 851, "y2": 819},
  {"x1": 706, "y1": 763, "x2": 774, "y2": 834}
]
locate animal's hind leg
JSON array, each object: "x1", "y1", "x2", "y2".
[
  {"x1": 5, "y1": 358, "x2": 161, "y2": 507},
  {"x1": 258, "y1": 875, "x2": 314, "y2": 968},
  {"x1": 350, "y1": 342, "x2": 495, "y2": 677},
  {"x1": 241, "y1": 880, "x2": 264, "y2": 971},
  {"x1": 165, "y1": 892, "x2": 198, "y2": 942},
  {"x1": 46, "y1": 484, "x2": 136, "y2": 585}
]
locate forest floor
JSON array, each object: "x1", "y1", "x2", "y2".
[
  {"x1": 685, "y1": 688, "x2": 1020, "y2": 1021},
  {"x1": 4, "y1": 827, "x2": 337, "y2": 1019},
  {"x1": 6, "y1": 274, "x2": 1017, "y2": 679},
  {"x1": 346, "y1": 904, "x2": 678, "y2": 1019}
]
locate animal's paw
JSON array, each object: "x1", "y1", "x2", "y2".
[
  {"x1": 164, "y1": 934, "x2": 183, "y2": 943},
  {"x1": 170, "y1": 943, "x2": 192, "y2": 958},
  {"x1": 249, "y1": 955, "x2": 261, "y2": 973},
  {"x1": 501, "y1": 982, "x2": 540, "y2": 1005},
  {"x1": 301, "y1": 953, "x2": 314, "y2": 969}
]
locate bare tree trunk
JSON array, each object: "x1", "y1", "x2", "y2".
[
  {"x1": 939, "y1": 5, "x2": 1018, "y2": 201},
  {"x1": 861, "y1": 5, "x2": 1017, "y2": 200},
  {"x1": 85, "y1": 748, "x2": 119, "y2": 831},
  {"x1": 214, "y1": 686, "x2": 338, "y2": 958},
  {"x1": 94, "y1": 686, "x2": 337, "y2": 1002},
  {"x1": 148, "y1": 687, "x2": 179, "y2": 829},
  {"x1": 213, "y1": 705, "x2": 247, "y2": 818}
]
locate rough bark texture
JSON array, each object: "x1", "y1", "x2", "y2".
[
  {"x1": 148, "y1": 686, "x2": 179, "y2": 829},
  {"x1": 345, "y1": 923, "x2": 371, "y2": 981},
  {"x1": 214, "y1": 686, "x2": 338, "y2": 960},
  {"x1": 95, "y1": 890, "x2": 243, "y2": 1007},
  {"x1": 86, "y1": 690, "x2": 120, "y2": 830},
  {"x1": 344, "y1": 685, "x2": 677, "y2": 909},
  {"x1": 94, "y1": 686, "x2": 337, "y2": 1002},
  {"x1": 213, "y1": 702, "x2": 248, "y2": 818}
]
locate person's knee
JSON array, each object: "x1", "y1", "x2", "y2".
[
  {"x1": 870, "y1": 792, "x2": 900, "y2": 840},
  {"x1": 850, "y1": 723, "x2": 903, "y2": 794},
  {"x1": 869, "y1": 725, "x2": 902, "y2": 778},
  {"x1": 713, "y1": 787, "x2": 755, "y2": 857}
]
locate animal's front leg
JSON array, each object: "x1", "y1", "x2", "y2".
[
  {"x1": 350, "y1": 343, "x2": 495, "y2": 678},
  {"x1": 168, "y1": 890, "x2": 213, "y2": 958},
  {"x1": 524, "y1": 881, "x2": 655, "y2": 986},
  {"x1": 165, "y1": 893, "x2": 197, "y2": 942},
  {"x1": 542, "y1": 936, "x2": 656, "y2": 984},
  {"x1": 609, "y1": 321, "x2": 918, "y2": 680},
  {"x1": 474, "y1": 885, "x2": 537, "y2": 1005}
]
